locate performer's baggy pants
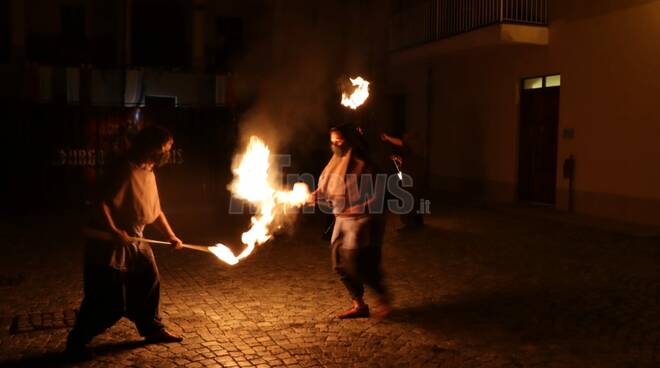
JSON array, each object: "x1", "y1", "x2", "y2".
[
  {"x1": 68, "y1": 239, "x2": 164, "y2": 346},
  {"x1": 331, "y1": 215, "x2": 388, "y2": 301}
]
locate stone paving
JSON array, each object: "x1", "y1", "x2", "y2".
[{"x1": 1, "y1": 205, "x2": 660, "y2": 367}]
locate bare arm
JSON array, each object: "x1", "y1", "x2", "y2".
[
  {"x1": 344, "y1": 189, "x2": 382, "y2": 215},
  {"x1": 153, "y1": 211, "x2": 183, "y2": 249},
  {"x1": 307, "y1": 189, "x2": 323, "y2": 205},
  {"x1": 101, "y1": 201, "x2": 131, "y2": 245},
  {"x1": 344, "y1": 167, "x2": 385, "y2": 215},
  {"x1": 380, "y1": 133, "x2": 404, "y2": 147}
]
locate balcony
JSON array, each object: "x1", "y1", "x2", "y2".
[{"x1": 390, "y1": 0, "x2": 549, "y2": 61}]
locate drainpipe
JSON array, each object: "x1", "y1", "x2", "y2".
[{"x1": 562, "y1": 154, "x2": 575, "y2": 212}]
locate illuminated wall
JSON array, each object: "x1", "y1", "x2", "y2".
[{"x1": 389, "y1": 0, "x2": 660, "y2": 225}]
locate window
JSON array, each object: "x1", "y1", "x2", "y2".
[
  {"x1": 523, "y1": 77, "x2": 543, "y2": 90},
  {"x1": 545, "y1": 74, "x2": 561, "y2": 87},
  {"x1": 523, "y1": 74, "x2": 561, "y2": 90}
]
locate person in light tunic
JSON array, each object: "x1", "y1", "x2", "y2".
[
  {"x1": 311, "y1": 124, "x2": 391, "y2": 319},
  {"x1": 66, "y1": 125, "x2": 184, "y2": 359}
]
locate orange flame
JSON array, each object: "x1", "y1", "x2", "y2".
[
  {"x1": 209, "y1": 136, "x2": 309, "y2": 265},
  {"x1": 341, "y1": 76, "x2": 370, "y2": 109},
  {"x1": 208, "y1": 244, "x2": 239, "y2": 265}
]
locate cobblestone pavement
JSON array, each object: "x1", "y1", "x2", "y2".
[{"x1": 1, "y1": 205, "x2": 660, "y2": 367}]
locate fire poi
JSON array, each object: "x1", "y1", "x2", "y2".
[
  {"x1": 341, "y1": 76, "x2": 370, "y2": 109},
  {"x1": 340, "y1": 76, "x2": 402, "y2": 179}
]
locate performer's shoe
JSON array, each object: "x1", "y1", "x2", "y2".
[
  {"x1": 145, "y1": 328, "x2": 184, "y2": 343},
  {"x1": 64, "y1": 332, "x2": 95, "y2": 361},
  {"x1": 337, "y1": 303, "x2": 370, "y2": 319}
]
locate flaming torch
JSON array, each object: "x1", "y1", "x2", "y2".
[
  {"x1": 82, "y1": 229, "x2": 242, "y2": 266},
  {"x1": 229, "y1": 136, "x2": 310, "y2": 261},
  {"x1": 341, "y1": 76, "x2": 370, "y2": 110},
  {"x1": 181, "y1": 137, "x2": 310, "y2": 265},
  {"x1": 84, "y1": 137, "x2": 308, "y2": 267},
  {"x1": 133, "y1": 237, "x2": 240, "y2": 266}
]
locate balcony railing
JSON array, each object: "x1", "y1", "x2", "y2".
[{"x1": 390, "y1": 0, "x2": 548, "y2": 51}]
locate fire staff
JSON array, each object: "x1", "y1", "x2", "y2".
[{"x1": 66, "y1": 125, "x2": 184, "y2": 359}]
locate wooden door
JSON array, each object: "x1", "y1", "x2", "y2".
[{"x1": 518, "y1": 86, "x2": 560, "y2": 204}]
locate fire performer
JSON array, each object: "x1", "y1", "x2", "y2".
[
  {"x1": 66, "y1": 125, "x2": 184, "y2": 358},
  {"x1": 311, "y1": 124, "x2": 391, "y2": 319}
]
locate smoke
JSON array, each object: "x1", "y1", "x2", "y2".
[{"x1": 235, "y1": 1, "x2": 369, "y2": 153}]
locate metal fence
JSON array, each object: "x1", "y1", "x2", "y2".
[{"x1": 390, "y1": 0, "x2": 548, "y2": 50}]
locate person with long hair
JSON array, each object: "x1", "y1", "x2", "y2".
[{"x1": 311, "y1": 124, "x2": 391, "y2": 319}]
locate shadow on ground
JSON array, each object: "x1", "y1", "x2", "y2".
[
  {"x1": 389, "y1": 283, "x2": 657, "y2": 349},
  {"x1": 0, "y1": 340, "x2": 149, "y2": 367}
]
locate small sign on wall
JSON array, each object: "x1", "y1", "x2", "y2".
[{"x1": 53, "y1": 148, "x2": 184, "y2": 167}]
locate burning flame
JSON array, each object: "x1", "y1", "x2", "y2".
[
  {"x1": 341, "y1": 76, "x2": 370, "y2": 110},
  {"x1": 209, "y1": 136, "x2": 310, "y2": 266},
  {"x1": 208, "y1": 244, "x2": 239, "y2": 265}
]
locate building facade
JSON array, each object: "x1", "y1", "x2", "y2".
[
  {"x1": 0, "y1": 0, "x2": 267, "y2": 107},
  {"x1": 387, "y1": 0, "x2": 660, "y2": 226}
]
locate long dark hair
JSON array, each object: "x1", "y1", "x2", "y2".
[
  {"x1": 128, "y1": 125, "x2": 172, "y2": 164},
  {"x1": 330, "y1": 123, "x2": 372, "y2": 164}
]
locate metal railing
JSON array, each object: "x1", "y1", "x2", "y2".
[{"x1": 390, "y1": 0, "x2": 548, "y2": 51}]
